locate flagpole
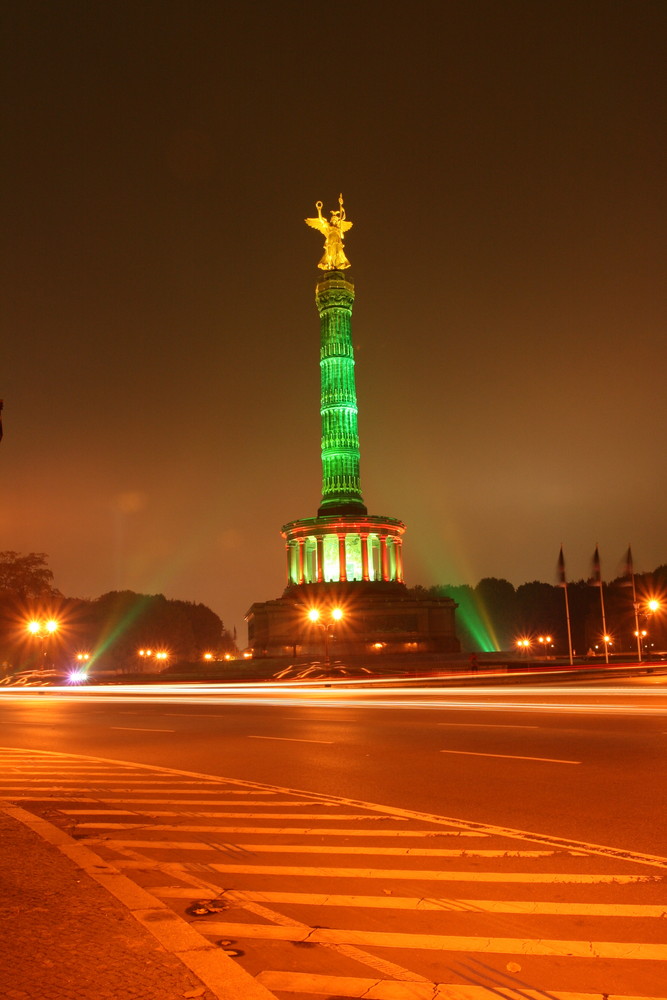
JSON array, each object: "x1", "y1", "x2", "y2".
[
  {"x1": 558, "y1": 546, "x2": 574, "y2": 666},
  {"x1": 591, "y1": 545, "x2": 609, "y2": 664},
  {"x1": 631, "y1": 576, "x2": 642, "y2": 662},
  {"x1": 599, "y1": 583, "x2": 609, "y2": 664},
  {"x1": 563, "y1": 581, "x2": 574, "y2": 665},
  {"x1": 627, "y1": 546, "x2": 642, "y2": 663}
]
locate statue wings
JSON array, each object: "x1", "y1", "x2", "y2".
[
  {"x1": 304, "y1": 216, "x2": 353, "y2": 233},
  {"x1": 305, "y1": 216, "x2": 328, "y2": 233}
]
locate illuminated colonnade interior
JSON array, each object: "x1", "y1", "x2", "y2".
[{"x1": 282, "y1": 516, "x2": 405, "y2": 586}]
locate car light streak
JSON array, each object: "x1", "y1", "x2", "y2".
[{"x1": 1, "y1": 681, "x2": 666, "y2": 714}]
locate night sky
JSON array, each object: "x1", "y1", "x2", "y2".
[{"x1": 2, "y1": 2, "x2": 666, "y2": 640}]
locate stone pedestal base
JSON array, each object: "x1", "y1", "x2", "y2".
[{"x1": 246, "y1": 581, "x2": 459, "y2": 658}]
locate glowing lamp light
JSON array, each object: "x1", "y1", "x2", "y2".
[
  {"x1": 331, "y1": 607, "x2": 344, "y2": 621},
  {"x1": 224, "y1": 653, "x2": 232, "y2": 660},
  {"x1": 647, "y1": 599, "x2": 661, "y2": 612},
  {"x1": 307, "y1": 608, "x2": 321, "y2": 623},
  {"x1": 26, "y1": 618, "x2": 60, "y2": 637},
  {"x1": 243, "y1": 651, "x2": 252, "y2": 659},
  {"x1": 203, "y1": 652, "x2": 213, "y2": 661}
]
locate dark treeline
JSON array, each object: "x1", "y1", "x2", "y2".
[
  {"x1": 0, "y1": 551, "x2": 235, "y2": 673},
  {"x1": 408, "y1": 566, "x2": 667, "y2": 654}
]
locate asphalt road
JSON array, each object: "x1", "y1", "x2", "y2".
[{"x1": 2, "y1": 674, "x2": 666, "y2": 857}]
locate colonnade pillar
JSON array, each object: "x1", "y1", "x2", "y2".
[
  {"x1": 297, "y1": 538, "x2": 305, "y2": 585},
  {"x1": 380, "y1": 536, "x2": 389, "y2": 582},
  {"x1": 361, "y1": 533, "x2": 370, "y2": 582},
  {"x1": 338, "y1": 534, "x2": 347, "y2": 582},
  {"x1": 395, "y1": 539, "x2": 404, "y2": 583}
]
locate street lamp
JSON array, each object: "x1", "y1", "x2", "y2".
[
  {"x1": 632, "y1": 597, "x2": 662, "y2": 661},
  {"x1": 537, "y1": 635, "x2": 553, "y2": 658},
  {"x1": 306, "y1": 607, "x2": 344, "y2": 666},
  {"x1": 26, "y1": 618, "x2": 60, "y2": 671},
  {"x1": 634, "y1": 629, "x2": 648, "y2": 656}
]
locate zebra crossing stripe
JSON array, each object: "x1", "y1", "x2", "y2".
[
  {"x1": 222, "y1": 844, "x2": 578, "y2": 858},
  {"x1": 102, "y1": 826, "x2": 486, "y2": 837},
  {"x1": 59, "y1": 809, "x2": 139, "y2": 816},
  {"x1": 187, "y1": 921, "x2": 667, "y2": 960},
  {"x1": 72, "y1": 827, "x2": 557, "y2": 857},
  {"x1": 202, "y1": 862, "x2": 654, "y2": 883},
  {"x1": 55, "y1": 802, "x2": 485, "y2": 828},
  {"x1": 255, "y1": 971, "x2": 667, "y2": 1000},
  {"x1": 150, "y1": 885, "x2": 667, "y2": 917},
  {"x1": 108, "y1": 856, "x2": 657, "y2": 885},
  {"x1": 0, "y1": 777, "x2": 247, "y2": 784},
  {"x1": 58, "y1": 800, "x2": 322, "y2": 810},
  {"x1": 73, "y1": 811, "x2": 398, "y2": 821}
]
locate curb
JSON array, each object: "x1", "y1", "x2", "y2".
[{"x1": 1, "y1": 804, "x2": 276, "y2": 1000}]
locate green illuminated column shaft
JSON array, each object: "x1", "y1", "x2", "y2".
[{"x1": 316, "y1": 271, "x2": 367, "y2": 516}]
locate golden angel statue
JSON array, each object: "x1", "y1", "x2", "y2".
[{"x1": 305, "y1": 194, "x2": 353, "y2": 270}]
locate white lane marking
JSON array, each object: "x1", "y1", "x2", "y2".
[
  {"x1": 440, "y1": 749, "x2": 581, "y2": 763},
  {"x1": 188, "y1": 921, "x2": 667, "y2": 959},
  {"x1": 227, "y1": 844, "x2": 573, "y2": 858},
  {"x1": 0, "y1": 778, "x2": 244, "y2": 784},
  {"x1": 10, "y1": 791, "x2": 279, "y2": 799},
  {"x1": 59, "y1": 800, "x2": 317, "y2": 809},
  {"x1": 0, "y1": 771, "x2": 136, "y2": 777},
  {"x1": 0, "y1": 764, "x2": 134, "y2": 769},
  {"x1": 256, "y1": 971, "x2": 667, "y2": 1000},
  {"x1": 94, "y1": 788, "x2": 276, "y2": 806},
  {"x1": 9, "y1": 819, "x2": 483, "y2": 836},
  {"x1": 190, "y1": 827, "x2": 480, "y2": 838},
  {"x1": 74, "y1": 812, "x2": 406, "y2": 825},
  {"x1": 199, "y1": 863, "x2": 654, "y2": 884},
  {"x1": 110, "y1": 727, "x2": 175, "y2": 733},
  {"x1": 437, "y1": 723, "x2": 539, "y2": 728},
  {"x1": 247, "y1": 735, "x2": 334, "y2": 744},
  {"x1": 151, "y1": 886, "x2": 667, "y2": 917},
  {"x1": 60, "y1": 809, "x2": 139, "y2": 815}
]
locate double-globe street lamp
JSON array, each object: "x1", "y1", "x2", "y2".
[
  {"x1": 306, "y1": 607, "x2": 344, "y2": 667},
  {"x1": 26, "y1": 618, "x2": 60, "y2": 671}
]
